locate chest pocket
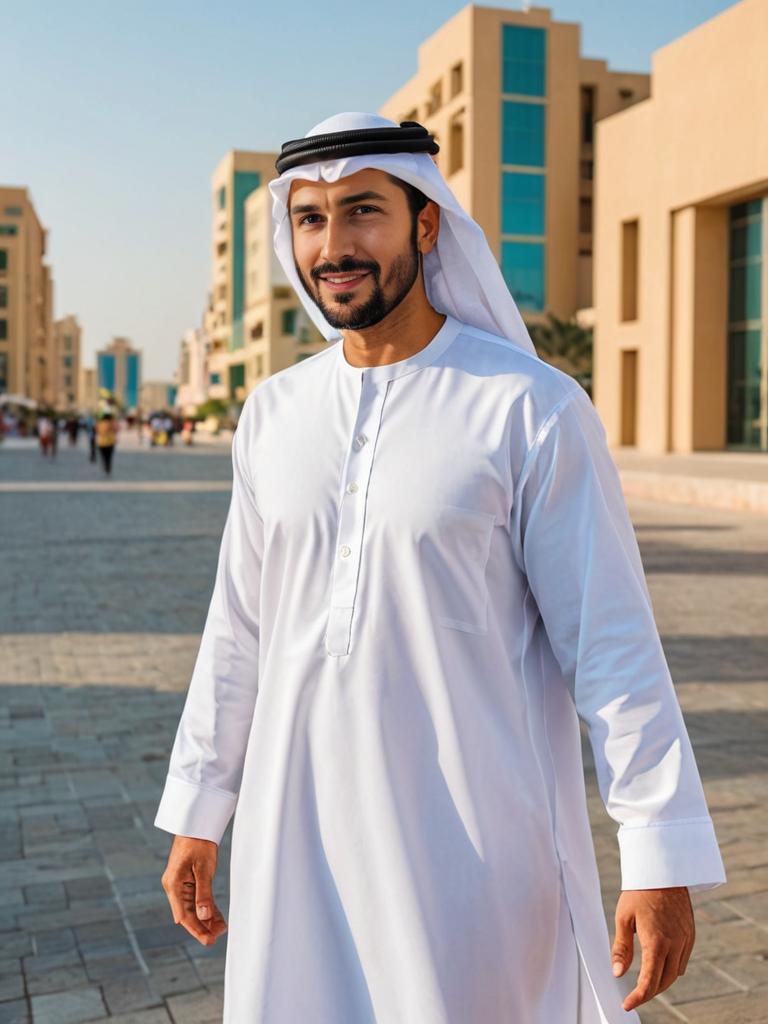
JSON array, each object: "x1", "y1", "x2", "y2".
[{"x1": 421, "y1": 504, "x2": 496, "y2": 635}]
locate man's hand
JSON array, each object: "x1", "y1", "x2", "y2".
[
  {"x1": 161, "y1": 835, "x2": 228, "y2": 946},
  {"x1": 611, "y1": 886, "x2": 695, "y2": 1012}
]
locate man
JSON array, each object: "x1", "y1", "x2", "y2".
[{"x1": 155, "y1": 113, "x2": 725, "y2": 1022}]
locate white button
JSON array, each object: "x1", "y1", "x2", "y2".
[
  {"x1": 339, "y1": 544, "x2": 352, "y2": 558},
  {"x1": 354, "y1": 433, "x2": 368, "y2": 449},
  {"x1": 346, "y1": 482, "x2": 359, "y2": 494}
]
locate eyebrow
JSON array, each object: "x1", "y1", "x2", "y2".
[{"x1": 289, "y1": 190, "x2": 389, "y2": 216}]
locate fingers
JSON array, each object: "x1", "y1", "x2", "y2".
[
  {"x1": 623, "y1": 938, "x2": 671, "y2": 1011},
  {"x1": 161, "y1": 839, "x2": 228, "y2": 947},
  {"x1": 611, "y1": 910, "x2": 635, "y2": 978}
]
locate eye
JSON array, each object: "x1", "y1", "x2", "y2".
[
  {"x1": 298, "y1": 213, "x2": 323, "y2": 226},
  {"x1": 352, "y1": 205, "x2": 380, "y2": 215}
]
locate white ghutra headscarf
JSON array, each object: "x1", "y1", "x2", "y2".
[{"x1": 268, "y1": 111, "x2": 536, "y2": 355}]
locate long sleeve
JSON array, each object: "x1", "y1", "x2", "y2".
[
  {"x1": 154, "y1": 402, "x2": 263, "y2": 844},
  {"x1": 512, "y1": 385, "x2": 726, "y2": 893}
]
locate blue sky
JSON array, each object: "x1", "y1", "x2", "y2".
[{"x1": 2, "y1": 0, "x2": 737, "y2": 378}]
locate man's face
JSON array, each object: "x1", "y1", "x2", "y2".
[{"x1": 288, "y1": 168, "x2": 423, "y2": 330}]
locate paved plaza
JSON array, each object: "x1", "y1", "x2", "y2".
[{"x1": 0, "y1": 437, "x2": 766, "y2": 1023}]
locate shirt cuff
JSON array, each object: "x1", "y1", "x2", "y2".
[
  {"x1": 153, "y1": 774, "x2": 238, "y2": 845},
  {"x1": 618, "y1": 816, "x2": 727, "y2": 893}
]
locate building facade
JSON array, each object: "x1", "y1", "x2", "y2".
[
  {"x1": 53, "y1": 315, "x2": 81, "y2": 410},
  {"x1": 379, "y1": 4, "x2": 649, "y2": 325},
  {"x1": 79, "y1": 366, "x2": 98, "y2": 411},
  {"x1": 175, "y1": 326, "x2": 209, "y2": 413},
  {"x1": 208, "y1": 150, "x2": 324, "y2": 403},
  {"x1": 594, "y1": 0, "x2": 768, "y2": 453},
  {"x1": 96, "y1": 336, "x2": 142, "y2": 411},
  {"x1": 0, "y1": 187, "x2": 56, "y2": 404},
  {"x1": 140, "y1": 381, "x2": 177, "y2": 412}
]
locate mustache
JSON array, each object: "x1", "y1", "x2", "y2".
[{"x1": 310, "y1": 258, "x2": 379, "y2": 283}]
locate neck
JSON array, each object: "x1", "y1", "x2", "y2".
[{"x1": 340, "y1": 280, "x2": 446, "y2": 368}]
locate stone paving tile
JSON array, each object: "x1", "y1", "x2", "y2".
[{"x1": 2, "y1": 445, "x2": 767, "y2": 1021}]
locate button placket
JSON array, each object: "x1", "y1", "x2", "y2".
[{"x1": 325, "y1": 372, "x2": 388, "y2": 656}]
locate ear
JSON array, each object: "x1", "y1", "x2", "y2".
[{"x1": 417, "y1": 200, "x2": 440, "y2": 255}]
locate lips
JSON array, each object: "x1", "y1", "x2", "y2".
[{"x1": 319, "y1": 272, "x2": 370, "y2": 292}]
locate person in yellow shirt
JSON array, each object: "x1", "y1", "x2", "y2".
[{"x1": 95, "y1": 411, "x2": 118, "y2": 475}]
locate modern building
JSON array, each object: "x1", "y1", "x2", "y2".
[
  {"x1": 208, "y1": 150, "x2": 324, "y2": 403},
  {"x1": 175, "y1": 326, "x2": 209, "y2": 413},
  {"x1": 0, "y1": 187, "x2": 56, "y2": 404},
  {"x1": 379, "y1": 4, "x2": 649, "y2": 324},
  {"x1": 96, "y1": 336, "x2": 142, "y2": 411},
  {"x1": 140, "y1": 380, "x2": 177, "y2": 412},
  {"x1": 594, "y1": 0, "x2": 768, "y2": 453},
  {"x1": 53, "y1": 314, "x2": 81, "y2": 409}
]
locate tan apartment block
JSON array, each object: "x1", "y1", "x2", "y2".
[
  {"x1": 209, "y1": 150, "x2": 324, "y2": 403},
  {"x1": 0, "y1": 187, "x2": 55, "y2": 404},
  {"x1": 380, "y1": 4, "x2": 649, "y2": 325},
  {"x1": 53, "y1": 314, "x2": 81, "y2": 409},
  {"x1": 79, "y1": 366, "x2": 98, "y2": 411},
  {"x1": 242, "y1": 184, "x2": 325, "y2": 394},
  {"x1": 594, "y1": 0, "x2": 768, "y2": 453}
]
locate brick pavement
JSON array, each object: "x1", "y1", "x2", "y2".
[{"x1": 0, "y1": 439, "x2": 766, "y2": 1022}]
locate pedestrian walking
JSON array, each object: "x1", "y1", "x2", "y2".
[
  {"x1": 36, "y1": 415, "x2": 54, "y2": 457},
  {"x1": 155, "y1": 112, "x2": 726, "y2": 1024},
  {"x1": 95, "y1": 411, "x2": 118, "y2": 475},
  {"x1": 84, "y1": 413, "x2": 97, "y2": 463}
]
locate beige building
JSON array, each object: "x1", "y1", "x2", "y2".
[
  {"x1": 594, "y1": 0, "x2": 768, "y2": 453},
  {"x1": 380, "y1": 4, "x2": 649, "y2": 324},
  {"x1": 79, "y1": 366, "x2": 98, "y2": 411},
  {"x1": 0, "y1": 187, "x2": 56, "y2": 404},
  {"x1": 140, "y1": 380, "x2": 176, "y2": 412},
  {"x1": 53, "y1": 314, "x2": 81, "y2": 409},
  {"x1": 208, "y1": 150, "x2": 324, "y2": 404},
  {"x1": 175, "y1": 326, "x2": 209, "y2": 413},
  {"x1": 96, "y1": 336, "x2": 142, "y2": 411}
]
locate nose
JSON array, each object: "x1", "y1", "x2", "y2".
[{"x1": 319, "y1": 214, "x2": 356, "y2": 266}]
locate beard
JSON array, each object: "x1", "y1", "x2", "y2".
[{"x1": 295, "y1": 224, "x2": 421, "y2": 331}]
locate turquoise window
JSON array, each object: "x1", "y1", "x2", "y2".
[
  {"x1": 218, "y1": 186, "x2": 226, "y2": 210},
  {"x1": 501, "y1": 172, "x2": 545, "y2": 235},
  {"x1": 501, "y1": 241, "x2": 545, "y2": 311},
  {"x1": 231, "y1": 171, "x2": 261, "y2": 351},
  {"x1": 125, "y1": 353, "x2": 139, "y2": 409},
  {"x1": 0, "y1": 225, "x2": 18, "y2": 236},
  {"x1": 98, "y1": 353, "x2": 116, "y2": 392},
  {"x1": 229, "y1": 363, "x2": 246, "y2": 395},
  {"x1": 726, "y1": 198, "x2": 764, "y2": 448},
  {"x1": 0, "y1": 249, "x2": 8, "y2": 270},
  {"x1": 209, "y1": 372, "x2": 221, "y2": 385},
  {"x1": 282, "y1": 308, "x2": 297, "y2": 334},
  {"x1": 502, "y1": 24, "x2": 546, "y2": 97},
  {"x1": 63, "y1": 355, "x2": 73, "y2": 368},
  {"x1": 502, "y1": 101, "x2": 545, "y2": 167},
  {"x1": 0, "y1": 319, "x2": 7, "y2": 340}
]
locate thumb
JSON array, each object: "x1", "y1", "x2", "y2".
[
  {"x1": 192, "y1": 862, "x2": 215, "y2": 922},
  {"x1": 611, "y1": 914, "x2": 635, "y2": 977}
]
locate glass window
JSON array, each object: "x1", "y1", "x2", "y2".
[
  {"x1": 502, "y1": 101, "x2": 545, "y2": 167},
  {"x1": 209, "y1": 372, "x2": 221, "y2": 385},
  {"x1": 449, "y1": 113, "x2": 465, "y2": 176},
  {"x1": 63, "y1": 355, "x2": 73, "y2": 368},
  {"x1": 502, "y1": 25, "x2": 546, "y2": 97},
  {"x1": 727, "y1": 329, "x2": 762, "y2": 446},
  {"x1": 218, "y1": 185, "x2": 226, "y2": 210},
  {"x1": 0, "y1": 225, "x2": 18, "y2": 236},
  {"x1": 0, "y1": 352, "x2": 7, "y2": 391},
  {"x1": 282, "y1": 308, "x2": 297, "y2": 334},
  {"x1": 501, "y1": 241, "x2": 545, "y2": 311},
  {"x1": 4, "y1": 206, "x2": 22, "y2": 217},
  {"x1": 501, "y1": 172, "x2": 545, "y2": 236},
  {"x1": 0, "y1": 284, "x2": 6, "y2": 308},
  {"x1": 0, "y1": 319, "x2": 7, "y2": 340},
  {"x1": 581, "y1": 86, "x2": 596, "y2": 145},
  {"x1": 0, "y1": 249, "x2": 8, "y2": 271}
]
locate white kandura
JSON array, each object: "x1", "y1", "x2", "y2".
[{"x1": 155, "y1": 312, "x2": 725, "y2": 1023}]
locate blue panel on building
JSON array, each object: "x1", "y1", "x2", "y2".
[
  {"x1": 501, "y1": 172, "x2": 545, "y2": 235},
  {"x1": 125, "y1": 353, "x2": 139, "y2": 409},
  {"x1": 501, "y1": 241, "x2": 545, "y2": 311},
  {"x1": 98, "y1": 353, "x2": 116, "y2": 392},
  {"x1": 502, "y1": 24, "x2": 546, "y2": 97},
  {"x1": 502, "y1": 101, "x2": 545, "y2": 167}
]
